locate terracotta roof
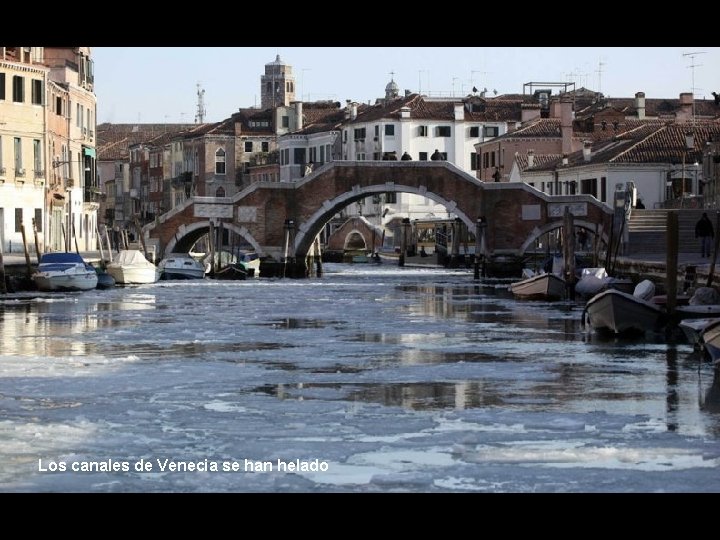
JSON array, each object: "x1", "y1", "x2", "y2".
[
  {"x1": 515, "y1": 153, "x2": 564, "y2": 172},
  {"x1": 527, "y1": 120, "x2": 720, "y2": 170},
  {"x1": 96, "y1": 123, "x2": 197, "y2": 160}
]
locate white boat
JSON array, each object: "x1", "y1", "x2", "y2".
[
  {"x1": 106, "y1": 249, "x2": 160, "y2": 285},
  {"x1": 584, "y1": 279, "x2": 664, "y2": 335},
  {"x1": 32, "y1": 252, "x2": 99, "y2": 292},
  {"x1": 237, "y1": 250, "x2": 261, "y2": 277},
  {"x1": 158, "y1": 253, "x2": 206, "y2": 280},
  {"x1": 509, "y1": 271, "x2": 565, "y2": 301}
]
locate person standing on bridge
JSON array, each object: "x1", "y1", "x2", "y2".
[{"x1": 696, "y1": 212, "x2": 715, "y2": 258}]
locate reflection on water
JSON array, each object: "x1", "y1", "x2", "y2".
[{"x1": 1, "y1": 269, "x2": 719, "y2": 438}]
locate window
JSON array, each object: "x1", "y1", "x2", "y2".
[
  {"x1": 357, "y1": 153, "x2": 366, "y2": 161},
  {"x1": 34, "y1": 208, "x2": 42, "y2": 233},
  {"x1": 282, "y1": 116, "x2": 289, "y2": 128},
  {"x1": 245, "y1": 141, "x2": 253, "y2": 153},
  {"x1": 483, "y1": 152, "x2": 489, "y2": 169},
  {"x1": 56, "y1": 96, "x2": 63, "y2": 116},
  {"x1": 469, "y1": 126, "x2": 480, "y2": 137},
  {"x1": 374, "y1": 125, "x2": 379, "y2": 137},
  {"x1": 215, "y1": 187, "x2": 225, "y2": 197},
  {"x1": 14, "y1": 137, "x2": 22, "y2": 170},
  {"x1": 490, "y1": 152, "x2": 495, "y2": 168},
  {"x1": 601, "y1": 177, "x2": 607, "y2": 203},
  {"x1": 262, "y1": 141, "x2": 269, "y2": 152},
  {"x1": 12, "y1": 76, "x2": 24, "y2": 102},
  {"x1": 0, "y1": 73, "x2": 5, "y2": 100},
  {"x1": 33, "y1": 139, "x2": 41, "y2": 172},
  {"x1": 283, "y1": 148, "x2": 290, "y2": 165},
  {"x1": 293, "y1": 148, "x2": 305, "y2": 164},
  {"x1": 373, "y1": 152, "x2": 382, "y2": 160},
  {"x1": 471, "y1": 153, "x2": 479, "y2": 170},
  {"x1": 354, "y1": 128, "x2": 366, "y2": 141},
  {"x1": 385, "y1": 192, "x2": 397, "y2": 203},
  {"x1": 215, "y1": 148, "x2": 226, "y2": 175},
  {"x1": 15, "y1": 209, "x2": 23, "y2": 232},
  {"x1": 419, "y1": 152, "x2": 428, "y2": 161},
  {"x1": 385, "y1": 124, "x2": 395, "y2": 136},
  {"x1": 320, "y1": 146, "x2": 325, "y2": 164},
  {"x1": 343, "y1": 130, "x2": 347, "y2": 143},
  {"x1": 77, "y1": 104, "x2": 83, "y2": 127},
  {"x1": 440, "y1": 152, "x2": 448, "y2": 160},
  {"x1": 580, "y1": 178, "x2": 597, "y2": 197},
  {"x1": 418, "y1": 125, "x2": 428, "y2": 137},
  {"x1": 436, "y1": 126, "x2": 451, "y2": 137},
  {"x1": 31, "y1": 79, "x2": 42, "y2": 105},
  {"x1": 483, "y1": 126, "x2": 499, "y2": 137}
]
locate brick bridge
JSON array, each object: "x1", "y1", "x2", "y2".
[{"x1": 145, "y1": 161, "x2": 613, "y2": 267}]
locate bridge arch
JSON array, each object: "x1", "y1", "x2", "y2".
[
  {"x1": 163, "y1": 220, "x2": 264, "y2": 257},
  {"x1": 294, "y1": 183, "x2": 477, "y2": 257},
  {"x1": 518, "y1": 219, "x2": 610, "y2": 255}
]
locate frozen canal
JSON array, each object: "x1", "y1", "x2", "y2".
[{"x1": 1, "y1": 263, "x2": 719, "y2": 493}]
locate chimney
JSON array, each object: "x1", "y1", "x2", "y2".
[
  {"x1": 294, "y1": 101, "x2": 303, "y2": 131},
  {"x1": 454, "y1": 103, "x2": 464, "y2": 121},
  {"x1": 582, "y1": 140, "x2": 592, "y2": 162},
  {"x1": 527, "y1": 149, "x2": 535, "y2": 169},
  {"x1": 550, "y1": 100, "x2": 561, "y2": 119},
  {"x1": 400, "y1": 106, "x2": 411, "y2": 119},
  {"x1": 345, "y1": 100, "x2": 351, "y2": 119},
  {"x1": 635, "y1": 92, "x2": 646, "y2": 120},
  {"x1": 404, "y1": 89, "x2": 411, "y2": 97},
  {"x1": 560, "y1": 97, "x2": 573, "y2": 155},
  {"x1": 562, "y1": 154, "x2": 569, "y2": 166},
  {"x1": 678, "y1": 92, "x2": 693, "y2": 121},
  {"x1": 351, "y1": 102, "x2": 358, "y2": 120},
  {"x1": 521, "y1": 103, "x2": 541, "y2": 122}
]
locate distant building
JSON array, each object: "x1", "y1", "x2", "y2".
[{"x1": 260, "y1": 55, "x2": 295, "y2": 110}]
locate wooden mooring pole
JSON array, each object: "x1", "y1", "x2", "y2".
[
  {"x1": 20, "y1": 224, "x2": 33, "y2": 278},
  {"x1": 666, "y1": 211, "x2": 679, "y2": 321}
]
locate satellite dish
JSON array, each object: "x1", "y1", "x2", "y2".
[
  {"x1": 472, "y1": 86, "x2": 478, "y2": 93},
  {"x1": 493, "y1": 89, "x2": 498, "y2": 95}
]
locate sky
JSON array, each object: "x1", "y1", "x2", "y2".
[{"x1": 92, "y1": 47, "x2": 720, "y2": 125}]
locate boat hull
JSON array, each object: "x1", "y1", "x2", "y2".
[
  {"x1": 585, "y1": 289, "x2": 664, "y2": 335},
  {"x1": 510, "y1": 273, "x2": 565, "y2": 300},
  {"x1": 34, "y1": 271, "x2": 98, "y2": 292}
]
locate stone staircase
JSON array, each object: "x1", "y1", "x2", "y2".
[{"x1": 625, "y1": 209, "x2": 708, "y2": 255}]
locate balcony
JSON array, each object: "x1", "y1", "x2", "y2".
[
  {"x1": 84, "y1": 186, "x2": 104, "y2": 203},
  {"x1": 34, "y1": 169, "x2": 45, "y2": 186}
]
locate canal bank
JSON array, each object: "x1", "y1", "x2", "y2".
[{"x1": 1, "y1": 250, "x2": 718, "y2": 293}]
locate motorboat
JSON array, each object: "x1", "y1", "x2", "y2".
[
  {"x1": 106, "y1": 249, "x2": 160, "y2": 285},
  {"x1": 32, "y1": 252, "x2": 98, "y2": 292},
  {"x1": 158, "y1": 253, "x2": 206, "y2": 280},
  {"x1": 509, "y1": 271, "x2": 565, "y2": 301},
  {"x1": 237, "y1": 250, "x2": 261, "y2": 277},
  {"x1": 584, "y1": 279, "x2": 665, "y2": 335}
]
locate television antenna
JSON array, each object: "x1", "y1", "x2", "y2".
[{"x1": 683, "y1": 51, "x2": 706, "y2": 126}]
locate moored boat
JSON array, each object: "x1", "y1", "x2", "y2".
[
  {"x1": 509, "y1": 271, "x2": 565, "y2": 301},
  {"x1": 32, "y1": 252, "x2": 99, "y2": 292},
  {"x1": 584, "y1": 280, "x2": 665, "y2": 335},
  {"x1": 158, "y1": 253, "x2": 206, "y2": 280},
  {"x1": 106, "y1": 249, "x2": 160, "y2": 285}
]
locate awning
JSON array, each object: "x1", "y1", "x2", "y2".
[{"x1": 83, "y1": 147, "x2": 96, "y2": 158}]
